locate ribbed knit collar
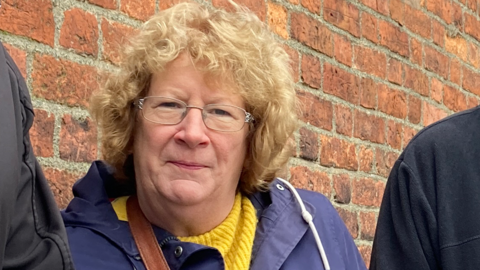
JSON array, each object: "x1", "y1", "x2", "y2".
[{"x1": 111, "y1": 192, "x2": 258, "y2": 270}]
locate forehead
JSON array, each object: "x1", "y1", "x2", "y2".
[{"x1": 148, "y1": 53, "x2": 244, "y2": 104}]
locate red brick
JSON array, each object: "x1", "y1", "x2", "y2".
[
  {"x1": 324, "y1": 0, "x2": 360, "y2": 37},
  {"x1": 32, "y1": 55, "x2": 99, "y2": 107},
  {"x1": 213, "y1": 0, "x2": 266, "y2": 21},
  {"x1": 101, "y1": 19, "x2": 136, "y2": 65},
  {"x1": 458, "y1": 0, "x2": 467, "y2": 7},
  {"x1": 44, "y1": 168, "x2": 82, "y2": 209},
  {"x1": 410, "y1": 38, "x2": 423, "y2": 66},
  {"x1": 408, "y1": 95, "x2": 422, "y2": 124},
  {"x1": 301, "y1": 55, "x2": 322, "y2": 89},
  {"x1": 288, "y1": 0, "x2": 299, "y2": 4},
  {"x1": 388, "y1": 58, "x2": 403, "y2": 85},
  {"x1": 465, "y1": 13, "x2": 480, "y2": 42},
  {"x1": 335, "y1": 104, "x2": 353, "y2": 136},
  {"x1": 423, "y1": 101, "x2": 448, "y2": 126},
  {"x1": 333, "y1": 174, "x2": 351, "y2": 204},
  {"x1": 360, "y1": 212, "x2": 377, "y2": 241},
  {"x1": 359, "y1": 145, "x2": 374, "y2": 172},
  {"x1": 405, "y1": 66, "x2": 429, "y2": 96},
  {"x1": 432, "y1": 20, "x2": 445, "y2": 47},
  {"x1": 336, "y1": 207, "x2": 358, "y2": 238},
  {"x1": 291, "y1": 13, "x2": 334, "y2": 56},
  {"x1": 463, "y1": 66, "x2": 480, "y2": 96},
  {"x1": 301, "y1": 0, "x2": 321, "y2": 14},
  {"x1": 296, "y1": 90, "x2": 333, "y2": 130},
  {"x1": 289, "y1": 166, "x2": 331, "y2": 196},
  {"x1": 359, "y1": 246, "x2": 373, "y2": 268},
  {"x1": 444, "y1": 85, "x2": 467, "y2": 112},
  {"x1": 299, "y1": 127, "x2": 319, "y2": 161},
  {"x1": 354, "y1": 110, "x2": 386, "y2": 144},
  {"x1": 467, "y1": 0, "x2": 477, "y2": 12},
  {"x1": 378, "y1": 85, "x2": 407, "y2": 119},
  {"x1": 445, "y1": 35, "x2": 468, "y2": 62},
  {"x1": 467, "y1": 41, "x2": 480, "y2": 68},
  {"x1": 354, "y1": 46, "x2": 387, "y2": 78},
  {"x1": 59, "y1": 115, "x2": 98, "y2": 162},
  {"x1": 376, "y1": 148, "x2": 399, "y2": 177},
  {"x1": 87, "y1": 0, "x2": 116, "y2": 9},
  {"x1": 404, "y1": 4, "x2": 432, "y2": 38},
  {"x1": 425, "y1": 0, "x2": 452, "y2": 24},
  {"x1": 387, "y1": 120, "x2": 402, "y2": 150},
  {"x1": 284, "y1": 46, "x2": 300, "y2": 82},
  {"x1": 390, "y1": 0, "x2": 404, "y2": 24},
  {"x1": 0, "y1": 0, "x2": 55, "y2": 46},
  {"x1": 30, "y1": 109, "x2": 55, "y2": 157},
  {"x1": 360, "y1": 77, "x2": 377, "y2": 109},
  {"x1": 468, "y1": 96, "x2": 479, "y2": 108},
  {"x1": 60, "y1": 8, "x2": 98, "y2": 56},
  {"x1": 361, "y1": 12, "x2": 378, "y2": 43},
  {"x1": 430, "y1": 77, "x2": 444, "y2": 103},
  {"x1": 452, "y1": 2, "x2": 463, "y2": 30},
  {"x1": 359, "y1": 0, "x2": 389, "y2": 15},
  {"x1": 323, "y1": 63, "x2": 360, "y2": 104},
  {"x1": 403, "y1": 125, "x2": 418, "y2": 146},
  {"x1": 159, "y1": 0, "x2": 177, "y2": 10},
  {"x1": 424, "y1": 46, "x2": 449, "y2": 79},
  {"x1": 320, "y1": 135, "x2": 358, "y2": 171},
  {"x1": 379, "y1": 19, "x2": 409, "y2": 57},
  {"x1": 450, "y1": 59, "x2": 462, "y2": 86},
  {"x1": 352, "y1": 177, "x2": 385, "y2": 207},
  {"x1": 334, "y1": 34, "x2": 353, "y2": 66},
  {"x1": 3, "y1": 44, "x2": 26, "y2": 78},
  {"x1": 121, "y1": 0, "x2": 155, "y2": 21},
  {"x1": 267, "y1": 3, "x2": 288, "y2": 39}
]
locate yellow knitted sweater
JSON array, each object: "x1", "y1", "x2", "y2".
[{"x1": 111, "y1": 193, "x2": 257, "y2": 270}]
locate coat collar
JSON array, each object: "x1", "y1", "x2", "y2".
[
  {"x1": 249, "y1": 180, "x2": 315, "y2": 270},
  {"x1": 63, "y1": 161, "x2": 316, "y2": 269}
]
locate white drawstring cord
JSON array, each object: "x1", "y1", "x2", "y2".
[{"x1": 277, "y1": 178, "x2": 331, "y2": 270}]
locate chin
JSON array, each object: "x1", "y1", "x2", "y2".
[{"x1": 165, "y1": 181, "x2": 211, "y2": 206}]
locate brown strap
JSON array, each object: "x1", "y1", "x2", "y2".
[{"x1": 127, "y1": 195, "x2": 171, "y2": 270}]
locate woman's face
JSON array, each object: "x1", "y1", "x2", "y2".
[{"x1": 133, "y1": 53, "x2": 249, "y2": 207}]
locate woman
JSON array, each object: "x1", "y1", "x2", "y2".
[{"x1": 62, "y1": 2, "x2": 367, "y2": 270}]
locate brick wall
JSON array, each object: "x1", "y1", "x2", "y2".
[{"x1": 1, "y1": 0, "x2": 479, "y2": 266}]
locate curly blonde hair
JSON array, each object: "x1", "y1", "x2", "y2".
[{"x1": 90, "y1": 2, "x2": 297, "y2": 194}]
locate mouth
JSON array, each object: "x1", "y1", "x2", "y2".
[{"x1": 168, "y1": 161, "x2": 208, "y2": 170}]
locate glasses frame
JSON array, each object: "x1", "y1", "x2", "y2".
[{"x1": 135, "y1": 96, "x2": 255, "y2": 132}]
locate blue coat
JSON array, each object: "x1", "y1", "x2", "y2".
[{"x1": 62, "y1": 161, "x2": 367, "y2": 270}]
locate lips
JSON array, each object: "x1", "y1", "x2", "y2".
[{"x1": 169, "y1": 160, "x2": 208, "y2": 170}]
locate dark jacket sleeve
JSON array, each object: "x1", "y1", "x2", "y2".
[
  {"x1": 0, "y1": 42, "x2": 74, "y2": 270},
  {"x1": 369, "y1": 158, "x2": 439, "y2": 270}
]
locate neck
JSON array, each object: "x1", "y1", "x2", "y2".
[{"x1": 136, "y1": 188, "x2": 236, "y2": 237}]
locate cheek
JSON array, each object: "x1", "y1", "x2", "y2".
[
  {"x1": 133, "y1": 123, "x2": 161, "y2": 162},
  {"x1": 217, "y1": 136, "x2": 248, "y2": 165}
]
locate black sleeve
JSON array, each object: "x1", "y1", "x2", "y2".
[
  {"x1": 0, "y1": 42, "x2": 74, "y2": 270},
  {"x1": 369, "y1": 159, "x2": 440, "y2": 270}
]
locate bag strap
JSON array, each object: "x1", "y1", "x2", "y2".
[{"x1": 127, "y1": 195, "x2": 171, "y2": 270}]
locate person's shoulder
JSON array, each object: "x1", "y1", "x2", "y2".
[
  {"x1": 295, "y1": 188, "x2": 338, "y2": 218},
  {"x1": 65, "y1": 226, "x2": 134, "y2": 270},
  {"x1": 402, "y1": 106, "x2": 480, "y2": 161},
  {"x1": 269, "y1": 179, "x2": 335, "y2": 217},
  {"x1": 296, "y1": 188, "x2": 331, "y2": 206}
]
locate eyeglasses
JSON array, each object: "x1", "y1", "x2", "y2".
[{"x1": 136, "y1": 96, "x2": 254, "y2": 132}]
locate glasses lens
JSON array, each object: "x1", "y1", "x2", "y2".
[
  {"x1": 142, "y1": 97, "x2": 185, "y2": 124},
  {"x1": 203, "y1": 104, "x2": 246, "y2": 132}
]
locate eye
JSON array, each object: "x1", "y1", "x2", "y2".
[
  {"x1": 159, "y1": 102, "x2": 182, "y2": 108},
  {"x1": 210, "y1": 108, "x2": 232, "y2": 116},
  {"x1": 151, "y1": 101, "x2": 184, "y2": 109}
]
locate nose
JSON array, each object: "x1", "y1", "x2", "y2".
[{"x1": 173, "y1": 107, "x2": 210, "y2": 148}]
